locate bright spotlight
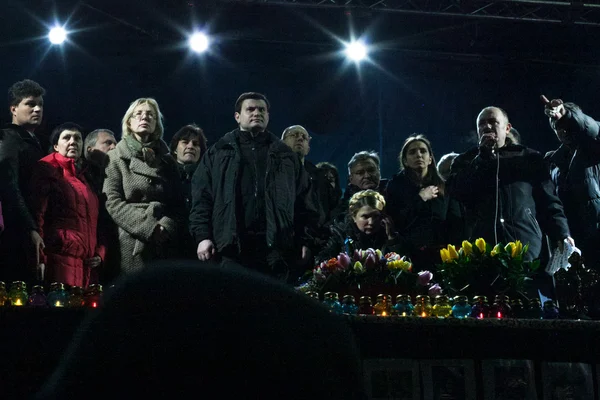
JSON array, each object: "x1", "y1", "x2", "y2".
[
  {"x1": 48, "y1": 26, "x2": 67, "y2": 45},
  {"x1": 189, "y1": 32, "x2": 209, "y2": 53},
  {"x1": 345, "y1": 41, "x2": 367, "y2": 62}
]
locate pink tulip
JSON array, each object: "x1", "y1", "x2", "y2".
[
  {"x1": 338, "y1": 253, "x2": 351, "y2": 268},
  {"x1": 418, "y1": 271, "x2": 433, "y2": 286},
  {"x1": 428, "y1": 284, "x2": 442, "y2": 297},
  {"x1": 365, "y1": 253, "x2": 376, "y2": 269}
]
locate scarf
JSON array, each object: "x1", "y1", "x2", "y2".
[{"x1": 123, "y1": 134, "x2": 161, "y2": 166}]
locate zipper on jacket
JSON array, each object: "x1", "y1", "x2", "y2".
[
  {"x1": 265, "y1": 152, "x2": 273, "y2": 247},
  {"x1": 525, "y1": 208, "x2": 542, "y2": 237}
]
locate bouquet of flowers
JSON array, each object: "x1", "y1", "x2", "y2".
[
  {"x1": 296, "y1": 248, "x2": 442, "y2": 298},
  {"x1": 436, "y1": 238, "x2": 540, "y2": 299}
]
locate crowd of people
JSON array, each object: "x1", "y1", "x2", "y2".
[{"x1": 0, "y1": 79, "x2": 598, "y2": 290}]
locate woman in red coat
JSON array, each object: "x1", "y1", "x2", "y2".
[{"x1": 30, "y1": 123, "x2": 104, "y2": 287}]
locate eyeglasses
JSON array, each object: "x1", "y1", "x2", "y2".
[
  {"x1": 285, "y1": 132, "x2": 312, "y2": 141},
  {"x1": 131, "y1": 110, "x2": 156, "y2": 120}
]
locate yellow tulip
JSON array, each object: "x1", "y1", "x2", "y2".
[
  {"x1": 504, "y1": 242, "x2": 514, "y2": 254},
  {"x1": 461, "y1": 240, "x2": 473, "y2": 256},
  {"x1": 475, "y1": 238, "x2": 486, "y2": 253},
  {"x1": 440, "y1": 248, "x2": 450, "y2": 263},
  {"x1": 511, "y1": 240, "x2": 523, "y2": 258},
  {"x1": 491, "y1": 243, "x2": 502, "y2": 257},
  {"x1": 448, "y1": 244, "x2": 459, "y2": 260}
]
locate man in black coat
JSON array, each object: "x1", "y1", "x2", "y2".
[
  {"x1": 0, "y1": 79, "x2": 46, "y2": 283},
  {"x1": 332, "y1": 150, "x2": 388, "y2": 223},
  {"x1": 83, "y1": 128, "x2": 118, "y2": 285},
  {"x1": 449, "y1": 106, "x2": 573, "y2": 262},
  {"x1": 281, "y1": 125, "x2": 339, "y2": 225},
  {"x1": 543, "y1": 96, "x2": 600, "y2": 271},
  {"x1": 190, "y1": 92, "x2": 317, "y2": 281}
]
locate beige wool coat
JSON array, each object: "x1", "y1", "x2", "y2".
[{"x1": 103, "y1": 139, "x2": 184, "y2": 274}]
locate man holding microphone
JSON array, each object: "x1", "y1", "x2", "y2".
[{"x1": 448, "y1": 106, "x2": 573, "y2": 263}]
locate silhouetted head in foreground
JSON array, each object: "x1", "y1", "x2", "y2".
[{"x1": 36, "y1": 259, "x2": 365, "y2": 399}]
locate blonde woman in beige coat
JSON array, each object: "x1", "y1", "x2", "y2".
[{"x1": 103, "y1": 98, "x2": 183, "y2": 274}]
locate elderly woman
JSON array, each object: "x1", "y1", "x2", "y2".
[
  {"x1": 385, "y1": 134, "x2": 462, "y2": 271},
  {"x1": 318, "y1": 189, "x2": 401, "y2": 262},
  {"x1": 29, "y1": 122, "x2": 104, "y2": 287},
  {"x1": 103, "y1": 98, "x2": 183, "y2": 274}
]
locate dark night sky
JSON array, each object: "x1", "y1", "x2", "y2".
[{"x1": 2, "y1": 0, "x2": 600, "y2": 186}]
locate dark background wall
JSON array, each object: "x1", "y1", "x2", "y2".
[{"x1": 2, "y1": 0, "x2": 599, "y2": 186}]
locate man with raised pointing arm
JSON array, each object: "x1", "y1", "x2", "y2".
[{"x1": 542, "y1": 94, "x2": 600, "y2": 271}]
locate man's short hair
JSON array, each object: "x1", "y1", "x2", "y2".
[
  {"x1": 347, "y1": 150, "x2": 380, "y2": 176},
  {"x1": 316, "y1": 161, "x2": 338, "y2": 173},
  {"x1": 169, "y1": 124, "x2": 208, "y2": 156},
  {"x1": 235, "y1": 92, "x2": 270, "y2": 113},
  {"x1": 436, "y1": 152, "x2": 460, "y2": 181},
  {"x1": 281, "y1": 125, "x2": 309, "y2": 140},
  {"x1": 8, "y1": 79, "x2": 46, "y2": 107},
  {"x1": 50, "y1": 122, "x2": 84, "y2": 147},
  {"x1": 478, "y1": 106, "x2": 510, "y2": 124},
  {"x1": 84, "y1": 129, "x2": 116, "y2": 159}
]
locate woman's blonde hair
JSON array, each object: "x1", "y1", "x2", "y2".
[
  {"x1": 121, "y1": 98, "x2": 164, "y2": 142},
  {"x1": 348, "y1": 189, "x2": 386, "y2": 216}
]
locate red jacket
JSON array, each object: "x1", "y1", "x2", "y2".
[{"x1": 30, "y1": 153, "x2": 104, "y2": 287}]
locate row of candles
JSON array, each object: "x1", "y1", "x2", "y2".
[
  {"x1": 308, "y1": 291, "x2": 560, "y2": 319},
  {"x1": 0, "y1": 281, "x2": 104, "y2": 308}
]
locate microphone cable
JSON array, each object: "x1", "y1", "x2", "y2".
[{"x1": 493, "y1": 147, "x2": 500, "y2": 245}]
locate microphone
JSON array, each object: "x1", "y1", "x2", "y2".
[{"x1": 479, "y1": 135, "x2": 497, "y2": 158}]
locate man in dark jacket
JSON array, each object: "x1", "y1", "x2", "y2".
[
  {"x1": 83, "y1": 128, "x2": 118, "y2": 285},
  {"x1": 332, "y1": 150, "x2": 388, "y2": 223},
  {"x1": 190, "y1": 92, "x2": 316, "y2": 281},
  {"x1": 543, "y1": 96, "x2": 600, "y2": 271},
  {"x1": 281, "y1": 125, "x2": 338, "y2": 227},
  {"x1": 0, "y1": 79, "x2": 46, "y2": 283},
  {"x1": 449, "y1": 106, "x2": 573, "y2": 263}
]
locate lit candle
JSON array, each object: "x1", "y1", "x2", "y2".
[
  {"x1": 381, "y1": 311, "x2": 387, "y2": 317},
  {"x1": 402, "y1": 312, "x2": 406, "y2": 317},
  {"x1": 479, "y1": 312, "x2": 484, "y2": 319},
  {"x1": 91, "y1": 302, "x2": 98, "y2": 308},
  {"x1": 15, "y1": 299, "x2": 22, "y2": 306},
  {"x1": 497, "y1": 311, "x2": 502, "y2": 318},
  {"x1": 421, "y1": 311, "x2": 426, "y2": 318},
  {"x1": 55, "y1": 301, "x2": 64, "y2": 308}
]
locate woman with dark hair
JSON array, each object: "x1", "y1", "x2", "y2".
[
  {"x1": 29, "y1": 122, "x2": 104, "y2": 287},
  {"x1": 169, "y1": 124, "x2": 207, "y2": 210},
  {"x1": 385, "y1": 134, "x2": 461, "y2": 271},
  {"x1": 103, "y1": 98, "x2": 183, "y2": 275},
  {"x1": 169, "y1": 124, "x2": 208, "y2": 259},
  {"x1": 318, "y1": 189, "x2": 401, "y2": 261}
]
